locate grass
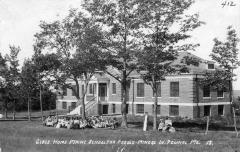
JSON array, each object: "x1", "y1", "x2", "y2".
[{"x1": 0, "y1": 116, "x2": 240, "y2": 152}]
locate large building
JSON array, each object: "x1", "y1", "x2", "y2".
[{"x1": 56, "y1": 52, "x2": 231, "y2": 118}]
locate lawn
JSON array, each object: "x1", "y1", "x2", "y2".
[{"x1": 0, "y1": 118, "x2": 240, "y2": 152}]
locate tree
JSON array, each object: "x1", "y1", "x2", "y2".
[
  {"x1": 83, "y1": 0, "x2": 145, "y2": 128},
  {"x1": 20, "y1": 59, "x2": 39, "y2": 121},
  {"x1": 0, "y1": 46, "x2": 21, "y2": 120},
  {"x1": 34, "y1": 9, "x2": 108, "y2": 120},
  {"x1": 199, "y1": 26, "x2": 240, "y2": 136},
  {"x1": 0, "y1": 53, "x2": 8, "y2": 119},
  {"x1": 210, "y1": 26, "x2": 240, "y2": 105},
  {"x1": 135, "y1": 0, "x2": 203, "y2": 130},
  {"x1": 5, "y1": 46, "x2": 21, "y2": 120}
]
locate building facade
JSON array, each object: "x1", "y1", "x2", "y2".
[{"x1": 56, "y1": 52, "x2": 231, "y2": 118}]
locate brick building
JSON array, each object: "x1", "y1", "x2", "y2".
[{"x1": 56, "y1": 52, "x2": 231, "y2": 118}]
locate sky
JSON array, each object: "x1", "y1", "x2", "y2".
[{"x1": 0, "y1": 0, "x2": 240, "y2": 89}]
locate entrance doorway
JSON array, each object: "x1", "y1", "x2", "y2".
[{"x1": 99, "y1": 83, "x2": 107, "y2": 101}]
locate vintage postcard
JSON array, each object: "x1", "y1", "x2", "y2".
[{"x1": 0, "y1": 0, "x2": 240, "y2": 152}]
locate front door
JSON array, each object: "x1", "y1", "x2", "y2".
[
  {"x1": 99, "y1": 83, "x2": 107, "y2": 101},
  {"x1": 102, "y1": 105, "x2": 108, "y2": 114}
]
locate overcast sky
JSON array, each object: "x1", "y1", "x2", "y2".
[{"x1": 0, "y1": 0, "x2": 240, "y2": 89}]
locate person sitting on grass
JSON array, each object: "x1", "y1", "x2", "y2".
[{"x1": 158, "y1": 119, "x2": 165, "y2": 131}]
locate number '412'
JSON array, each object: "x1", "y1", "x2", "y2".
[{"x1": 221, "y1": 1, "x2": 236, "y2": 8}]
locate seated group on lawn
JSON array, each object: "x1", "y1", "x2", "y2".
[
  {"x1": 158, "y1": 117, "x2": 176, "y2": 133},
  {"x1": 43, "y1": 115, "x2": 118, "y2": 129}
]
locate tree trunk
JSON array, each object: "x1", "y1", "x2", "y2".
[
  {"x1": 28, "y1": 96, "x2": 31, "y2": 121},
  {"x1": 205, "y1": 116, "x2": 210, "y2": 135},
  {"x1": 13, "y1": 99, "x2": 16, "y2": 120},
  {"x1": 232, "y1": 107, "x2": 238, "y2": 137},
  {"x1": 121, "y1": 80, "x2": 128, "y2": 128},
  {"x1": 81, "y1": 96, "x2": 86, "y2": 120},
  {"x1": 4, "y1": 108, "x2": 8, "y2": 120},
  {"x1": 40, "y1": 85, "x2": 43, "y2": 122},
  {"x1": 229, "y1": 79, "x2": 233, "y2": 115},
  {"x1": 153, "y1": 91, "x2": 158, "y2": 131}
]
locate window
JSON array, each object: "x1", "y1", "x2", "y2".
[
  {"x1": 170, "y1": 82, "x2": 179, "y2": 97},
  {"x1": 89, "y1": 84, "x2": 93, "y2": 94},
  {"x1": 112, "y1": 104, "x2": 116, "y2": 113},
  {"x1": 208, "y1": 64, "x2": 214, "y2": 69},
  {"x1": 218, "y1": 105, "x2": 224, "y2": 116},
  {"x1": 203, "y1": 85, "x2": 210, "y2": 98},
  {"x1": 62, "y1": 102, "x2": 67, "y2": 109},
  {"x1": 62, "y1": 87, "x2": 67, "y2": 96},
  {"x1": 71, "y1": 102, "x2": 76, "y2": 109},
  {"x1": 204, "y1": 105, "x2": 211, "y2": 116},
  {"x1": 152, "y1": 105, "x2": 161, "y2": 115},
  {"x1": 217, "y1": 89, "x2": 224, "y2": 98},
  {"x1": 71, "y1": 85, "x2": 77, "y2": 96},
  {"x1": 153, "y1": 82, "x2": 161, "y2": 97},
  {"x1": 126, "y1": 104, "x2": 129, "y2": 114},
  {"x1": 137, "y1": 104, "x2": 144, "y2": 114},
  {"x1": 112, "y1": 83, "x2": 116, "y2": 94},
  {"x1": 137, "y1": 83, "x2": 144, "y2": 97},
  {"x1": 169, "y1": 105, "x2": 179, "y2": 116}
]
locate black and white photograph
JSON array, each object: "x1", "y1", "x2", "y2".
[{"x1": 0, "y1": 0, "x2": 240, "y2": 151}]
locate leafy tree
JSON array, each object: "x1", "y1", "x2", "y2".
[
  {"x1": 210, "y1": 26, "x2": 240, "y2": 104},
  {"x1": 0, "y1": 46, "x2": 21, "y2": 120},
  {"x1": 135, "y1": 0, "x2": 203, "y2": 130},
  {"x1": 200, "y1": 26, "x2": 240, "y2": 116},
  {"x1": 0, "y1": 53, "x2": 8, "y2": 118},
  {"x1": 20, "y1": 59, "x2": 39, "y2": 121},
  {"x1": 83, "y1": 0, "x2": 145, "y2": 128},
  {"x1": 5, "y1": 46, "x2": 21, "y2": 120},
  {"x1": 34, "y1": 9, "x2": 108, "y2": 120}
]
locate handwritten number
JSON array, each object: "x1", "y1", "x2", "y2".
[
  {"x1": 221, "y1": 1, "x2": 236, "y2": 8},
  {"x1": 222, "y1": 1, "x2": 226, "y2": 8},
  {"x1": 230, "y1": 1, "x2": 236, "y2": 6}
]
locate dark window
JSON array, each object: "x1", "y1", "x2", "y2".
[
  {"x1": 152, "y1": 105, "x2": 161, "y2": 115},
  {"x1": 137, "y1": 83, "x2": 144, "y2": 97},
  {"x1": 208, "y1": 64, "x2": 214, "y2": 69},
  {"x1": 136, "y1": 104, "x2": 144, "y2": 114},
  {"x1": 153, "y1": 82, "x2": 161, "y2": 97},
  {"x1": 89, "y1": 84, "x2": 93, "y2": 94},
  {"x1": 170, "y1": 82, "x2": 179, "y2": 97},
  {"x1": 62, "y1": 87, "x2": 67, "y2": 96},
  {"x1": 71, "y1": 102, "x2": 76, "y2": 109},
  {"x1": 204, "y1": 105, "x2": 211, "y2": 116},
  {"x1": 62, "y1": 102, "x2": 67, "y2": 109},
  {"x1": 102, "y1": 105, "x2": 108, "y2": 114},
  {"x1": 126, "y1": 104, "x2": 129, "y2": 114},
  {"x1": 218, "y1": 105, "x2": 224, "y2": 116},
  {"x1": 71, "y1": 85, "x2": 77, "y2": 96},
  {"x1": 169, "y1": 105, "x2": 179, "y2": 116},
  {"x1": 112, "y1": 83, "x2": 116, "y2": 94},
  {"x1": 217, "y1": 89, "x2": 224, "y2": 98},
  {"x1": 203, "y1": 85, "x2": 210, "y2": 97},
  {"x1": 112, "y1": 104, "x2": 116, "y2": 113}
]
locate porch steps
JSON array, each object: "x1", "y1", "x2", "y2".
[{"x1": 68, "y1": 97, "x2": 98, "y2": 116}]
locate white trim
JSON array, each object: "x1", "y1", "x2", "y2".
[
  {"x1": 106, "y1": 101, "x2": 231, "y2": 106},
  {"x1": 57, "y1": 99, "x2": 78, "y2": 102},
  {"x1": 203, "y1": 97, "x2": 211, "y2": 99}
]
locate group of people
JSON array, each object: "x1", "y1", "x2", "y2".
[
  {"x1": 43, "y1": 115, "x2": 119, "y2": 129},
  {"x1": 158, "y1": 117, "x2": 176, "y2": 133}
]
